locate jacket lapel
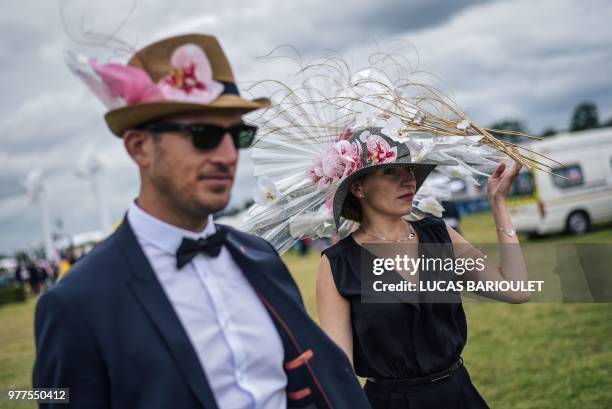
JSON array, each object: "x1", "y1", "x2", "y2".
[
  {"x1": 222, "y1": 228, "x2": 334, "y2": 408},
  {"x1": 114, "y1": 219, "x2": 218, "y2": 409},
  {"x1": 222, "y1": 228, "x2": 302, "y2": 329}
]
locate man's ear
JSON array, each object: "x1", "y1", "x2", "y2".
[{"x1": 123, "y1": 129, "x2": 154, "y2": 167}]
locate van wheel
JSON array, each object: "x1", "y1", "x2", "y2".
[{"x1": 566, "y1": 211, "x2": 590, "y2": 235}]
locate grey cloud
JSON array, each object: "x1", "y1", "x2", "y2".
[{"x1": 348, "y1": 0, "x2": 491, "y2": 35}]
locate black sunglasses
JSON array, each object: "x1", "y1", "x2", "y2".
[{"x1": 140, "y1": 122, "x2": 258, "y2": 150}]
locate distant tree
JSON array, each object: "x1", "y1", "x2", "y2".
[
  {"x1": 541, "y1": 127, "x2": 557, "y2": 137},
  {"x1": 488, "y1": 119, "x2": 528, "y2": 142},
  {"x1": 603, "y1": 117, "x2": 612, "y2": 127},
  {"x1": 570, "y1": 102, "x2": 599, "y2": 132}
]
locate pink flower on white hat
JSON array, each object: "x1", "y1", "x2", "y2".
[
  {"x1": 308, "y1": 158, "x2": 331, "y2": 187},
  {"x1": 336, "y1": 140, "x2": 363, "y2": 178},
  {"x1": 67, "y1": 44, "x2": 225, "y2": 108},
  {"x1": 321, "y1": 144, "x2": 344, "y2": 180},
  {"x1": 366, "y1": 135, "x2": 397, "y2": 164},
  {"x1": 88, "y1": 59, "x2": 164, "y2": 106},
  {"x1": 158, "y1": 44, "x2": 224, "y2": 103},
  {"x1": 308, "y1": 139, "x2": 363, "y2": 188}
]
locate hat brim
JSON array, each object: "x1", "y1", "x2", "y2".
[
  {"x1": 332, "y1": 161, "x2": 451, "y2": 228},
  {"x1": 104, "y1": 94, "x2": 271, "y2": 136}
]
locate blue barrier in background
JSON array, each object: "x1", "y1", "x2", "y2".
[{"x1": 455, "y1": 197, "x2": 491, "y2": 215}]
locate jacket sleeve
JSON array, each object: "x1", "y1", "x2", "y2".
[{"x1": 33, "y1": 289, "x2": 110, "y2": 408}]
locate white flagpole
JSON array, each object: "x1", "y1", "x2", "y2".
[{"x1": 23, "y1": 169, "x2": 58, "y2": 262}]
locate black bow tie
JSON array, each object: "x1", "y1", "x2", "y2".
[{"x1": 176, "y1": 228, "x2": 227, "y2": 269}]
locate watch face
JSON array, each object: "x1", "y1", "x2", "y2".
[{"x1": 506, "y1": 229, "x2": 516, "y2": 237}]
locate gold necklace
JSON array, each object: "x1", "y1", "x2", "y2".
[{"x1": 360, "y1": 220, "x2": 416, "y2": 242}]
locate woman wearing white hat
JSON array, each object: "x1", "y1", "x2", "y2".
[{"x1": 242, "y1": 54, "x2": 553, "y2": 408}]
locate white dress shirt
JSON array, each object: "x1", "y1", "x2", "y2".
[{"x1": 127, "y1": 201, "x2": 287, "y2": 409}]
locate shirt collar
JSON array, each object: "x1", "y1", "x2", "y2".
[{"x1": 127, "y1": 200, "x2": 216, "y2": 255}]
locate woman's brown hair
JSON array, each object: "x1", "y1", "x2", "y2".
[{"x1": 341, "y1": 175, "x2": 367, "y2": 222}]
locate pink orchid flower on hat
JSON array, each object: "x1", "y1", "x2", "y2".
[
  {"x1": 67, "y1": 44, "x2": 224, "y2": 108},
  {"x1": 89, "y1": 60, "x2": 164, "y2": 105},
  {"x1": 308, "y1": 139, "x2": 363, "y2": 188},
  {"x1": 366, "y1": 134, "x2": 397, "y2": 164},
  {"x1": 158, "y1": 44, "x2": 224, "y2": 103},
  {"x1": 337, "y1": 140, "x2": 363, "y2": 178}
]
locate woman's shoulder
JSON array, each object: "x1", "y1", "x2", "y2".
[
  {"x1": 322, "y1": 234, "x2": 359, "y2": 259},
  {"x1": 411, "y1": 214, "x2": 452, "y2": 243},
  {"x1": 412, "y1": 214, "x2": 447, "y2": 229},
  {"x1": 321, "y1": 235, "x2": 361, "y2": 297}
]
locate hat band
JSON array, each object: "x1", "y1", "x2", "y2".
[{"x1": 220, "y1": 81, "x2": 240, "y2": 96}]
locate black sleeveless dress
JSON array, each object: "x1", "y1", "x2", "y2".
[{"x1": 322, "y1": 216, "x2": 490, "y2": 409}]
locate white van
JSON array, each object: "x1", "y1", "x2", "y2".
[{"x1": 508, "y1": 127, "x2": 612, "y2": 236}]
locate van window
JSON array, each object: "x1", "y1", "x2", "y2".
[
  {"x1": 552, "y1": 165, "x2": 584, "y2": 189},
  {"x1": 510, "y1": 172, "x2": 535, "y2": 197}
]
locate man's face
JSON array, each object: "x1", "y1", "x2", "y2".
[{"x1": 141, "y1": 109, "x2": 242, "y2": 219}]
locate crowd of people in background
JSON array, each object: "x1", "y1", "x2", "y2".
[
  {"x1": 0, "y1": 249, "x2": 81, "y2": 299},
  {"x1": 0, "y1": 233, "x2": 318, "y2": 301},
  {"x1": 0, "y1": 201, "x2": 462, "y2": 301}
]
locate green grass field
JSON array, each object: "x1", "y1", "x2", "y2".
[
  {"x1": 0, "y1": 298, "x2": 37, "y2": 409},
  {"x1": 1, "y1": 212, "x2": 611, "y2": 408}
]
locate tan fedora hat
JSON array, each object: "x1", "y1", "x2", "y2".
[{"x1": 69, "y1": 33, "x2": 270, "y2": 136}]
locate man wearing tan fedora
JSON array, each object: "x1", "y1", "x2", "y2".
[{"x1": 33, "y1": 34, "x2": 370, "y2": 409}]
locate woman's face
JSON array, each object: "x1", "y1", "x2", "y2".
[{"x1": 352, "y1": 166, "x2": 417, "y2": 219}]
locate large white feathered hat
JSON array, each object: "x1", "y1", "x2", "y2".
[{"x1": 240, "y1": 52, "x2": 557, "y2": 253}]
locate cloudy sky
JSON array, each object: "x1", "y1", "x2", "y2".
[{"x1": 1, "y1": 0, "x2": 612, "y2": 255}]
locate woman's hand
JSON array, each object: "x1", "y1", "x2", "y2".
[{"x1": 487, "y1": 149, "x2": 523, "y2": 204}]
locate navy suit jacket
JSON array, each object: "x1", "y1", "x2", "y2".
[{"x1": 33, "y1": 219, "x2": 371, "y2": 409}]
